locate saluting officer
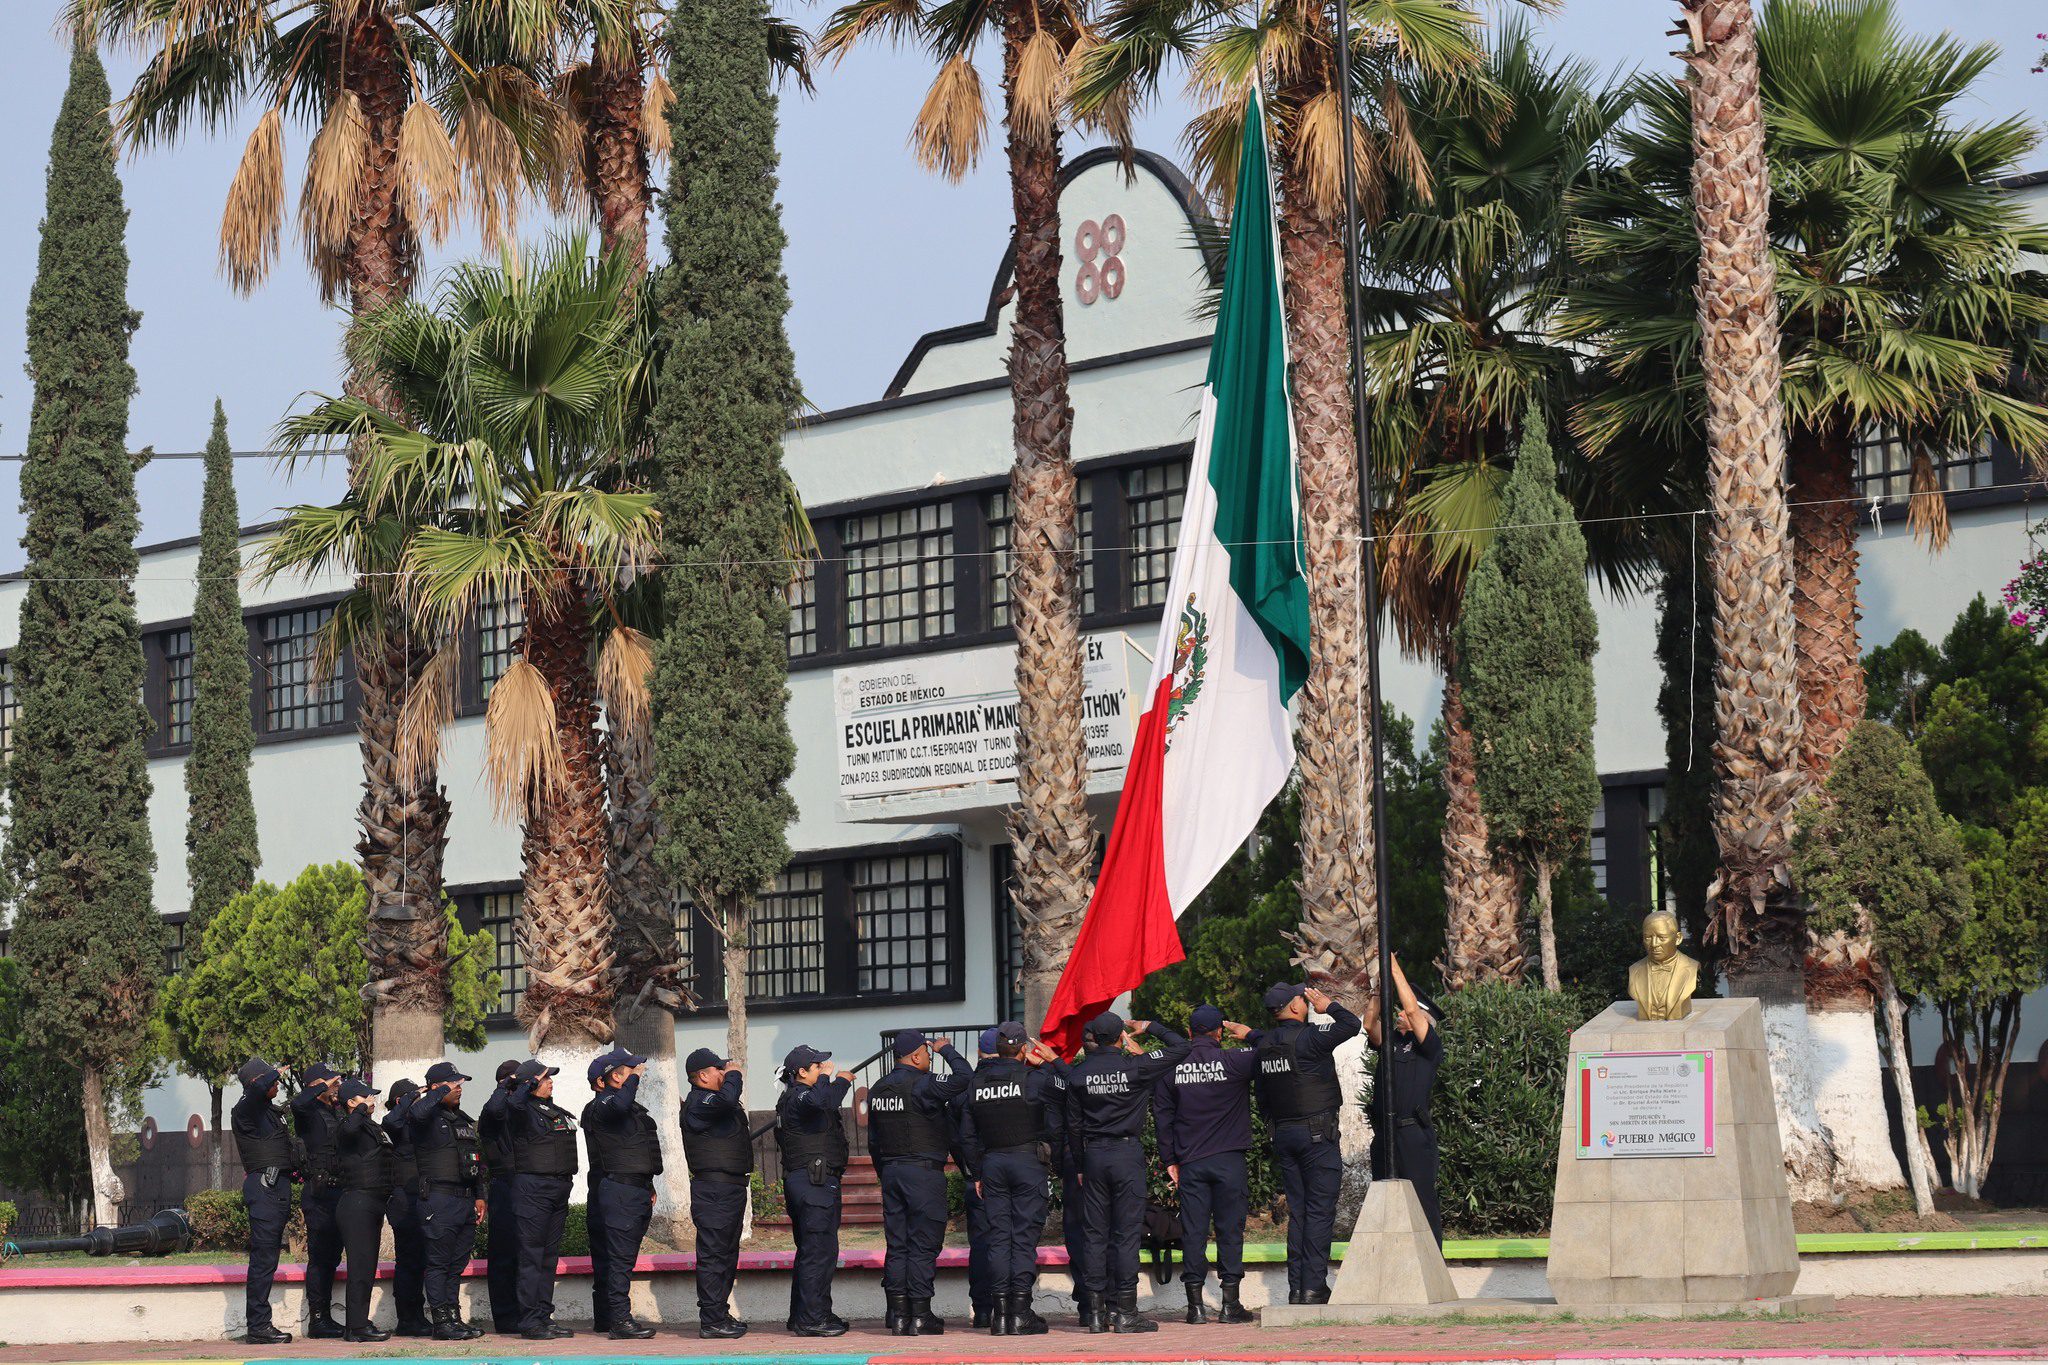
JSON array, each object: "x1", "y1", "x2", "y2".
[
  {"x1": 477, "y1": 1059, "x2": 523, "y2": 1334},
  {"x1": 950, "y1": 1029, "x2": 1000, "y2": 1329},
  {"x1": 680, "y1": 1048, "x2": 751, "y2": 1339},
  {"x1": 1066, "y1": 1012, "x2": 1190, "y2": 1334},
  {"x1": 1044, "y1": 1053, "x2": 1087, "y2": 1321},
  {"x1": 581, "y1": 1055, "x2": 615, "y2": 1335},
  {"x1": 335, "y1": 1079, "x2": 397, "y2": 1342},
  {"x1": 381, "y1": 1080, "x2": 430, "y2": 1337},
  {"x1": 1257, "y1": 981, "x2": 1360, "y2": 1305},
  {"x1": 869, "y1": 1029, "x2": 972, "y2": 1336},
  {"x1": 775, "y1": 1044, "x2": 852, "y2": 1337},
  {"x1": 958, "y1": 1022, "x2": 1060, "y2": 1336},
  {"x1": 584, "y1": 1047, "x2": 661, "y2": 1340},
  {"x1": 1367, "y1": 954, "x2": 1445, "y2": 1246},
  {"x1": 290, "y1": 1062, "x2": 347, "y2": 1339},
  {"x1": 506, "y1": 1059, "x2": 580, "y2": 1340},
  {"x1": 405, "y1": 1061, "x2": 487, "y2": 1341},
  {"x1": 230, "y1": 1057, "x2": 296, "y2": 1345},
  {"x1": 1156, "y1": 1005, "x2": 1261, "y2": 1325}
]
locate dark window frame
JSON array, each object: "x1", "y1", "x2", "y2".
[{"x1": 144, "y1": 591, "x2": 358, "y2": 756}]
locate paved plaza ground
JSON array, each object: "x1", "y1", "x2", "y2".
[{"x1": 6, "y1": 1298, "x2": 2048, "y2": 1364}]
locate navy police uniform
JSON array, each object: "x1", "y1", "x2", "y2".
[
  {"x1": 1155, "y1": 1005, "x2": 1261, "y2": 1322},
  {"x1": 477, "y1": 1062, "x2": 523, "y2": 1333},
  {"x1": 1044, "y1": 1064, "x2": 1087, "y2": 1311},
  {"x1": 776, "y1": 1046, "x2": 852, "y2": 1335},
  {"x1": 290, "y1": 1065, "x2": 346, "y2": 1335},
  {"x1": 1371, "y1": 1019, "x2": 1446, "y2": 1245},
  {"x1": 1065, "y1": 1013, "x2": 1190, "y2": 1332},
  {"x1": 230, "y1": 1059, "x2": 296, "y2": 1344},
  {"x1": 506, "y1": 1060, "x2": 580, "y2": 1338},
  {"x1": 405, "y1": 1061, "x2": 487, "y2": 1340},
  {"x1": 948, "y1": 1036, "x2": 999, "y2": 1329},
  {"x1": 335, "y1": 1082, "x2": 397, "y2": 1341},
  {"x1": 381, "y1": 1081, "x2": 430, "y2": 1335},
  {"x1": 583, "y1": 1048, "x2": 661, "y2": 1338},
  {"x1": 680, "y1": 1049, "x2": 751, "y2": 1337},
  {"x1": 1257, "y1": 985, "x2": 1361, "y2": 1302},
  {"x1": 958, "y1": 1022, "x2": 1061, "y2": 1335},
  {"x1": 869, "y1": 1030, "x2": 972, "y2": 1334}
]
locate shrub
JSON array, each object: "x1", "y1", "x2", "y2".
[
  {"x1": 186, "y1": 1188, "x2": 251, "y2": 1250},
  {"x1": 0, "y1": 1200, "x2": 16, "y2": 1238},
  {"x1": 749, "y1": 1172, "x2": 784, "y2": 1221},
  {"x1": 1424, "y1": 982, "x2": 1588, "y2": 1237}
]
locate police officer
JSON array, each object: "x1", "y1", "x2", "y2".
[
  {"x1": 950, "y1": 1029, "x2": 1000, "y2": 1329},
  {"x1": 869, "y1": 1029, "x2": 972, "y2": 1335},
  {"x1": 335, "y1": 1079, "x2": 396, "y2": 1342},
  {"x1": 405, "y1": 1060, "x2": 487, "y2": 1340},
  {"x1": 584, "y1": 1047, "x2": 661, "y2": 1339},
  {"x1": 581, "y1": 1055, "x2": 614, "y2": 1335},
  {"x1": 1257, "y1": 980, "x2": 1360, "y2": 1304},
  {"x1": 1156, "y1": 1004, "x2": 1261, "y2": 1324},
  {"x1": 478, "y1": 1059, "x2": 523, "y2": 1334},
  {"x1": 959, "y1": 1023, "x2": 1062, "y2": 1336},
  {"x1": 1044, "y1": 1052, "x2": 1087, "y2": 1322},
  {"x1": 680, "y1": 1047, "x2": 750, "y2": 1339},
  {"x1": 290, "y1": 1062, "x2": 346, "y2": 1338},
  {"x1": 381, "y1": 1080, "x2": 430, "y2": 1337},
  {"x1": 1066, "y1": 1012, "x2": 1190, "y2": 1333},
  {"x1": 1367, "y1": 954, "x2": 1445, "y2": 1246},
  {"x1": 775, "y1": 1044, "x2": 851, "y2": 1337},
  {"x1": 230, "y1": 1057, "x2": 296, "y2": 1345},
  {"x1": 506, "y1": 1059, "x2": 580, "y2": 1339}
]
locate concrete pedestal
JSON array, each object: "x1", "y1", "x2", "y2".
[
  {"x1": 1548, "y1": 997, "x2": 1814, "y2": 1310},
  {"x1": 1259, "y1": 1179, "x2": 1456, "y2": 1324}
]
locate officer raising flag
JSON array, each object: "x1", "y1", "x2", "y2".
[{"x1": 1258, "y1": 982, "x2": 1361, "y2": 1304}]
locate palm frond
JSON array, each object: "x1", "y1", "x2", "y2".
[
  {"x1": 219, "y1": 104, "x2": 285, "y2": 293},
  {"x1": 483, "y1": 656, "x2": 565, "y2": 822}
]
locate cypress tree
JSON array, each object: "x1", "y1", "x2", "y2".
[
  {"x1": 5, "y1": 44, "x2": 161, "y2": 1226},
  {"x1": 1454, "y1": 408, "x2": 1600, "y2": 991},
  {"x1": 649, "y1": 0, "x2": 801, "y2": 1074},
  {"x1": 170, "y1": 399, "x2": 259, "y2": 1184}
]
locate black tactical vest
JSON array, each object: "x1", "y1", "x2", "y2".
[
  {"x1": 587, "y1": 1100, "x2": 663, "y2": 1176},
  {"x1": 341, "y1": 1121, "x2": 398, "y2": 1191},
  {"x1": 416, "y1": 1108, "x2": 485, "y2": 1185},
  {"x1": 1256, "y1": 1022, "x2": 1343, "y2": 1121},
  {"x1": 237, "y1": 1128, "x2": 293, "y2": 1173},
  {"x1": 776, "y1": 1096, "x2": 850, "y2": 1174},
  {"x1": 682, "y1": 1096, "x2": 754, "y2": 1179},
  {"x1": 383, "y1": 1111, "x2": 419, "y2": 1186},
  {"x1": 295, "y1": 1101, "x2": 342, "y2": 1178},
  {"x1": 968, "y1": 1060, "x2": 1044, "y2": 1152},
  {"x1": 513, "y1": 1100, "x2": 580, "y2": 1177},
  {"x1": 480, "y1": 1097, "x2": 516, "y2": 1175},
  {"x1": 866, "y1": 1067, "x2": 950, "y2": 1161}
]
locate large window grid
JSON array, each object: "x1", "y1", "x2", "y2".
[
  {"x1": 477, "y1": 891, "x2": 526, "y2": 1019},
  {"x1": 750, "y1": 866, "x2": 828, "y2": 1000},
  {"x1": 162, "y1": 917, "x2": 188, "y2": 977},
  {"x1": 987, "y1": 487, "x2": 1095, "y2": 627},
  {"x1": 854, "y1": 851, "x2": 953, "y2": 995},
  {"x1": 261, "y1": 607, "x2": 343, "y2": 732},
  {"x1": 1125, "y1": 461, "x2": 1187, "y2": 610},
  {"x1": 162, "y1": 629, "x2": 195, "y2": 747},
  {"x1": 992, "y1": 845, "x2": 1024, "y2": 1022},
  {"x1": 1853, "y1": 428, "x2": 1994, "y2": 502},
  {"x1": 843, "y1": 502, "x2": 955, "y2": 649},
  {"x1": 478, "y1": 595, "x2": 525, "y2": 701}
]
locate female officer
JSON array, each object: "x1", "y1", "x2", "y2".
[
  {"x1": 776, "y1": 1045, "x2": 851, "y2": 1336},
  {"x1": 335, "y1": 1080, "x2": 397, "y2": 1342}
]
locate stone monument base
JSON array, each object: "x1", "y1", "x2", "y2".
[
  {"x1": 1259, "y1": 1179, "x2": 1455, "y2": 1325},
  {"x1": 1264, "y1": 1292, "x2": 1833, "y2": 1324}
]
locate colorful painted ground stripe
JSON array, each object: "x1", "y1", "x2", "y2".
[{"x1": 1041, "y1": 86, "x2": 1310, "y2": 1052}]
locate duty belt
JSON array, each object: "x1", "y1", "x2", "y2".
[
  {"x1": 603, "y1": 1172, "x2": 656, "y2": 1188},
  {"x1": 878, "y1": 1154, "x2": 945, "y2": 1169},
  {"x1": 1084, "y1": 1133, "x2": 1140, "y2": 1145},
  {"x1": 690, "y1": 1171, "x2": 749, "y2": 1186}
]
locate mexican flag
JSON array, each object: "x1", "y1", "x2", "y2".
[{"x1": 1040, "y1": 90, "x2": 1312, "y2": 1053}]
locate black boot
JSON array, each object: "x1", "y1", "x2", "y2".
[
  {"x1": 1011, "y1": 1290, "x2": 1049, "y2": 1336},
  {"x1": 456, "y1": 1310, "x2": 484, "y2": 1341},
  {"x1": 241, "y1": 1324, "x2": 293, "y2": 1346},
  {"x1": 1110, "y1": 1289, "x2": 1158, "y2": 1334},
  {"x1": 1302, "y1": 1285, "x2": 1331, "y2": 1305},
  {"x1": 1218, "y1": 1280, "x2": 1256, "y2": 1323},
  {"x1": 887, "y1": 1291, "x2": 912, "y2": 1335},
  {"x1": 972, "y1": 1301, "x2": 994, "y2": 1330},
  {"x1": 343, "y1": 1323, "x2": 391, "y2": 1343},
  {"x1": 910, "y1": 1298, "x2": 945, "y2": 1335},
  {"x1": 699, "y1": 1316, "x2": 749, "y2": 1339},
  {"x1": 393, "y1": 1314, "x2": 434, "y2": 1338},
  {"x1": 306, "y1": 1309, "x2": 346, "y2": 1340},
  {"x1": 1287, "y1": 1287, "x2": 1306, "y2": 1305},
  {"x1": 610, "y1": 1318, "x2": 657, "y2": 1340},
  {"x1": 1185, "y1": 1282, "x2": 1212, "y2": 1324},
  {"x1": 431, "y1": 1307, "x2": 470, "y2": 1342},
  {"x1": 1083, "y1": 1290, "x2": 1110, "y2": 1334}
]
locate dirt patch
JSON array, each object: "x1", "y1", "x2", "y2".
[{"x1": 1794, "y1": 1189, "x2": 1964, "y2": 1234}]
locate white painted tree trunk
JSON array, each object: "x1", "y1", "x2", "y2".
[
  {"x1": 370, "y1": 1001, "x2": 446, "y2": 1097},
  {"x1": 81, "y1": 1067, "x2": 124, "y2": 1228},
  {"x1": 1807, "y1": 1001, "x2": 1907, "y2": 1196},
  {"x1": 1729, "y1": 971, "x2": 1839, "y2": 1203},
  {"x1": 1331, "y1": 1028, "x2": 1373, "y2": 1229},
  {"x1": 1877, "y1": 970, "x2": 1933, "y2": 1216},
  {"x1": 617, "y1": 1007, "x2": 692, "y2": 1246}
]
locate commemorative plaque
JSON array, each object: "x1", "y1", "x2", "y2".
[{"x1": 1572, "y1": 1049, "x2": 1713, "y2": 1159}]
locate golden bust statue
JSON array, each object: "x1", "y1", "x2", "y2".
[{"x1": 1628, "y1": 910, "x2": 1700, "y2": 1021}]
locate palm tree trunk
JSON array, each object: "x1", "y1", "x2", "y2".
[
  {"x1": 1680, "y1": 0, "x2": 1807, "y2": 948},
  {"x1": 339, "y1": 9, "x2": 415, "y2": 314},
  {"x1": 1787, "y1": 419, "x2": 1862, "y2": 777},
  {"x1": 589, "y1": 40, "x2": 652, "y2": 278},
  {"x1": 1439, "y1": 671, "x2": 1524, "y2": 989},
  {"x1": 1000, "y1": 11, "x2": 1096, "y2": 1033},
  {"x1": 1274, "y1": 152, "x2": 1375, "y2": 998}
]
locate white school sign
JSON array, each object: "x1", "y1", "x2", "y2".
[{"x1": 834, "y1": 635, "x2": 1145, "y2": 802}]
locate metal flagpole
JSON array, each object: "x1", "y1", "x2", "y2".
[{"x1": 1327, "y1": 0, "x2": 1401, "y2": 1180}]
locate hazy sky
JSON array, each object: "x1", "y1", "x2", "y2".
[{"x1": 0, "y1": 0, "x2": 2039, "y2": 571}]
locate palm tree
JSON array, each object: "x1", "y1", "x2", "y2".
[
  {"x1": 814, "y1": 0, "x2": 1134, "y2": 1028},
  {"x1": 1079, "y1": 0, "x2": 1497, "y2": 996},
  {"x1": 1357, "y1": 25, "x2": 1638, "y2": 989},
  {"x1": 265, "y1": 238, "x2": 660, "y2": 1059},
  {"x1": 1566, "y1": 0, "x2": 2048, "y2": 1196},
  {"x1": 71, "y1": 0, "x2": 563, "y2": 1074}
]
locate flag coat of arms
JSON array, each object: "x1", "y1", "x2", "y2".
[{"x1": 1040, "y1": 89, "x2": 1312, "y2": 1053}]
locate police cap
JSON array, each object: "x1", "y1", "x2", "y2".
[
  {"x1": 1262, "y1": 982, "x2": 1306, "y2": 1011},
  {"x1": 1190, "y1": 1003, "x2": 1226, "y2": 1034},
  {"x1": 236, "y1": 1057, "x2": 280, "y2": 1090},
  {"x1": 685, "y1": 1048, "x2": 729, "y2": 1075},
  {"x1": 892, "y1": 1029, "x2": 930, "y2": 1058},
  {"x1": 338, "y1": 1078, "x2": 377, "y2": 1104},
  {"x1": 386, "y1": 1078, "x2": 421, "y2": 1107},
  {"x1": 425, "y1": 1061, "x2": 471, "y2": 1086},
  {"x1": 978, "y1": 1027, "x2": 1003, "y2": 1055},
  {"x1": 513, "y1": 1060, "x2": 558, "y2": 1085},
  {"x1": 587, "y1": 1047, "x2": 648, "y2": 1082},
  {"x1": 782, "y1": 1044, "x2": 831, "y2": 1074},
  {"x1": 1085, "y1": 1011, "x2": 1126, "y2": 1044},
  {"x1": 300, "y1": 1061, "x2": 341, "y2": 1087},
  {"x1": 495, "y1": 1059, "x2": 522, "y2": 1084}
]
